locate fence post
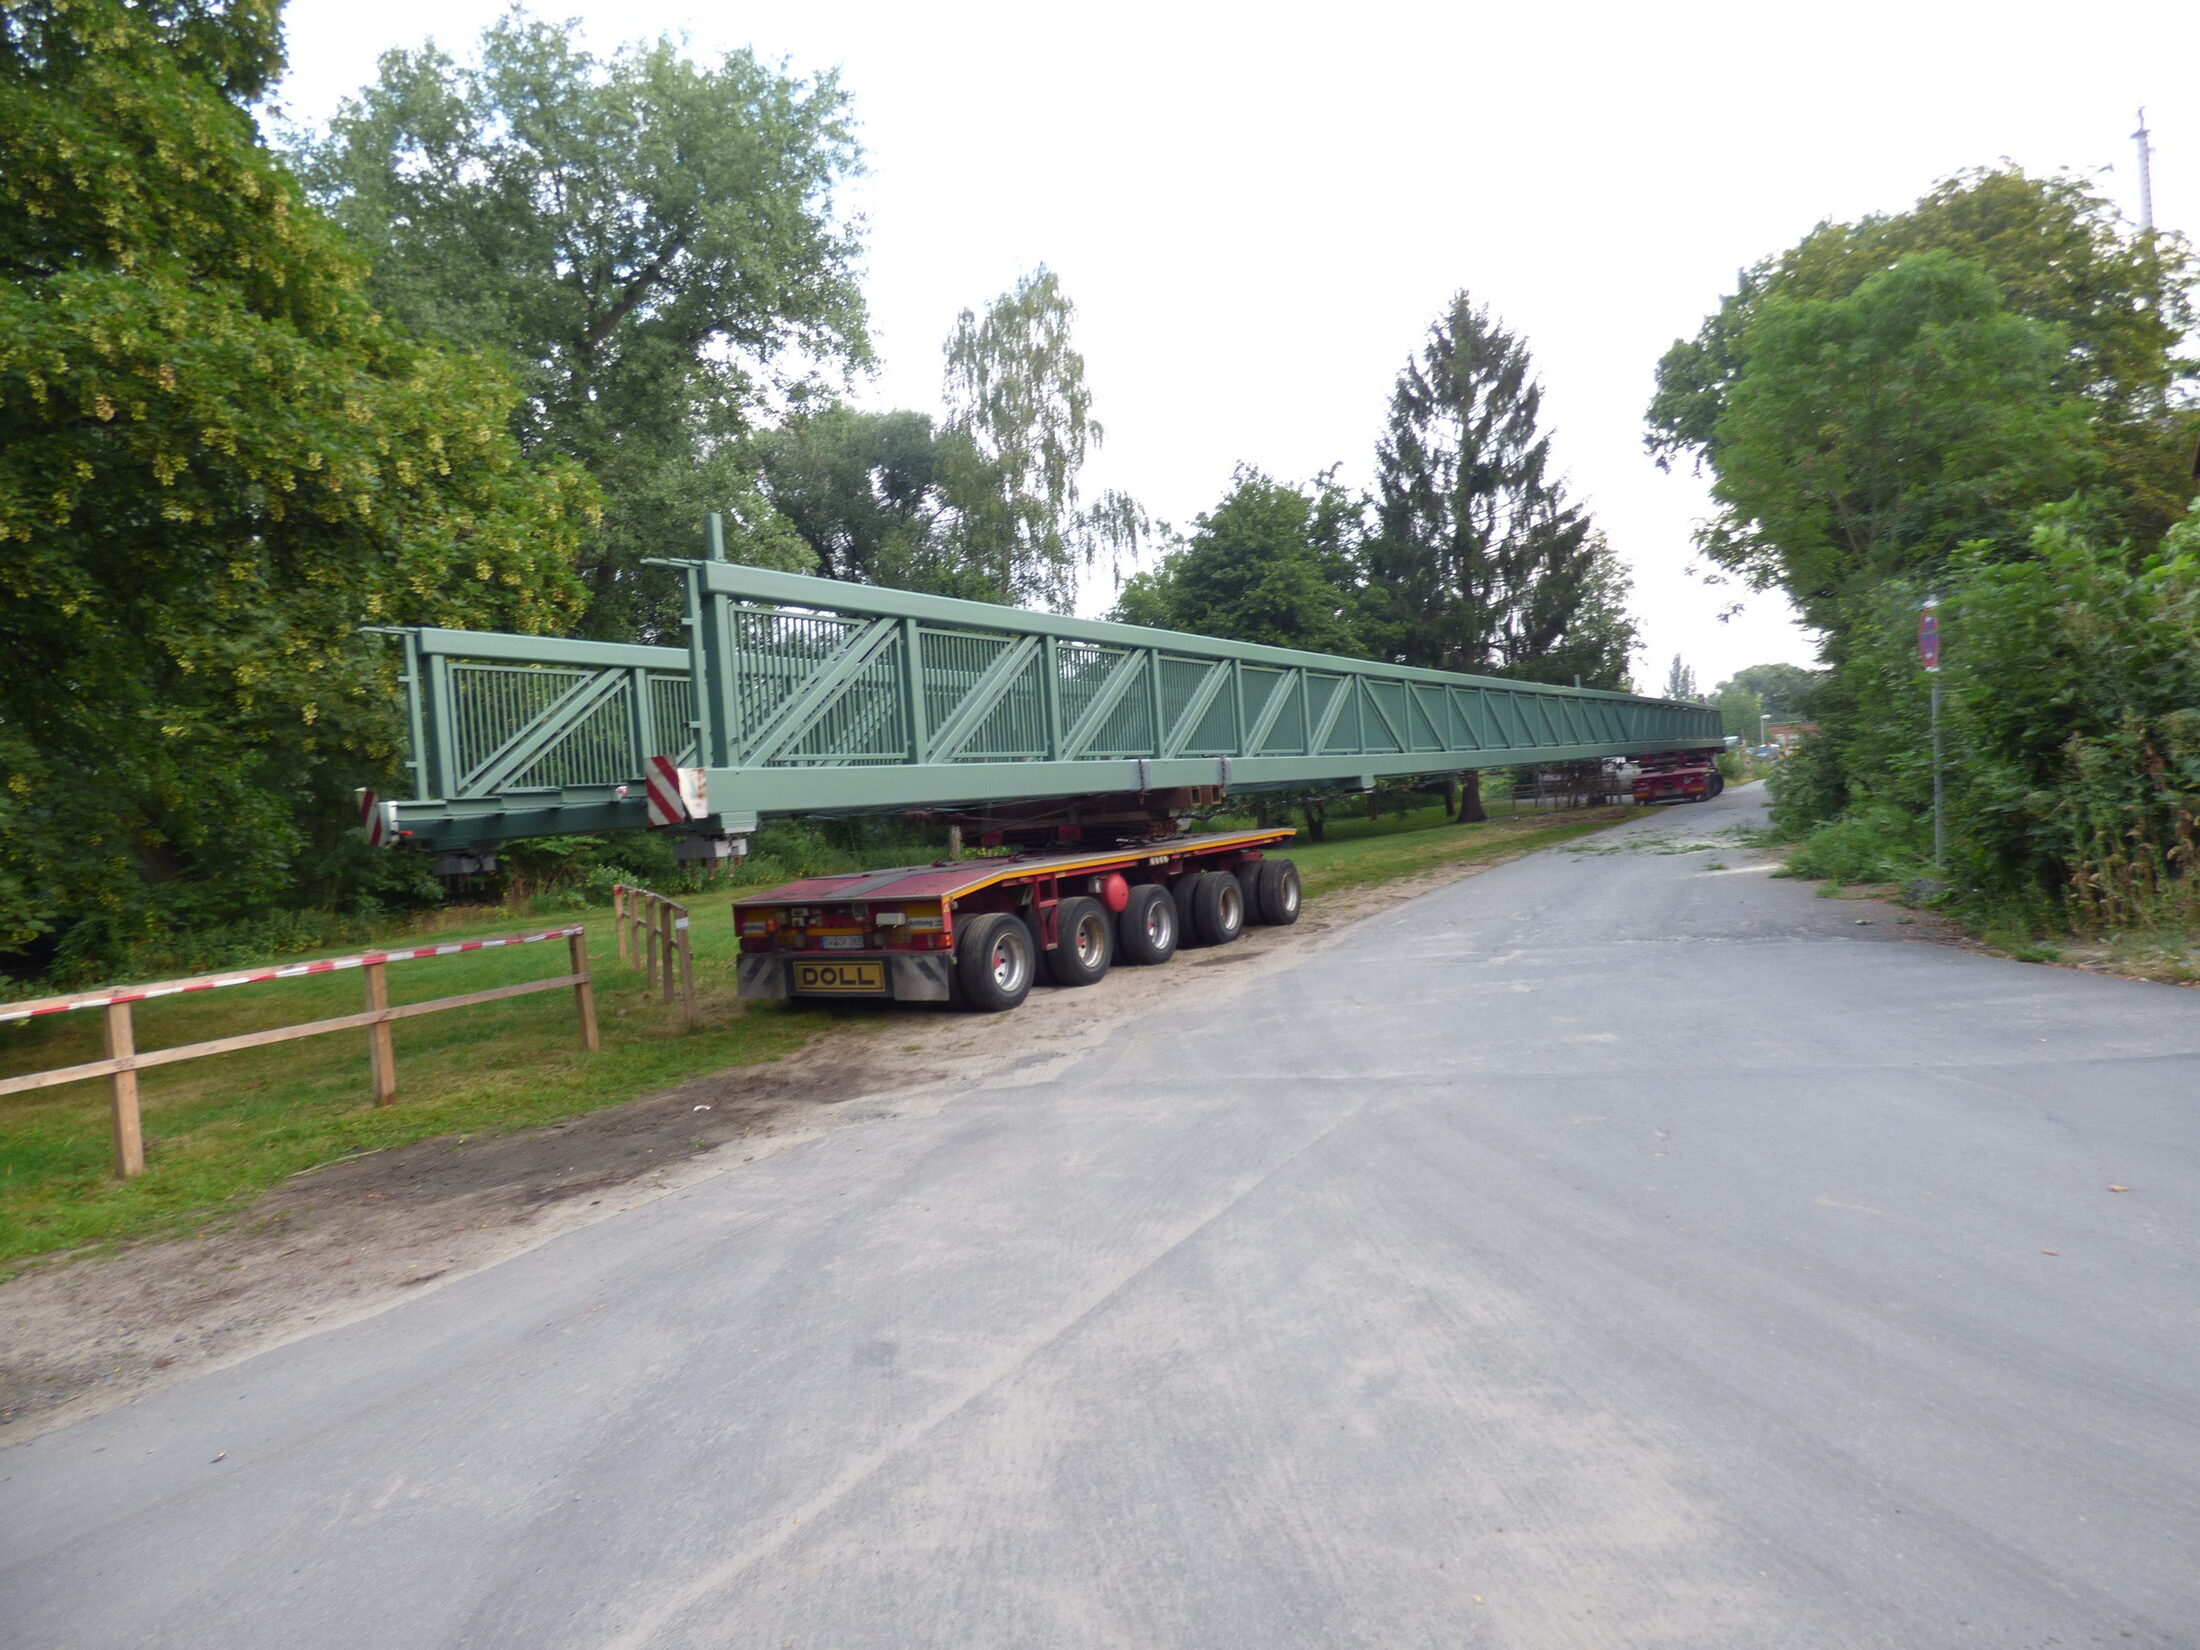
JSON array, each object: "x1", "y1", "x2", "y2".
[
  {"x1": 569, "y1": 929, "x2": 600, "y2": 1051},
  {"x1": 659, "y1": 902, "x2": 676, "y2": 1005},
  {"x1": 614, "y1": 884, "x2": 628, "y2": 965},
  {"x1": 676, "y1": 907, "x2": 695, "y2": 1022},
  {"x1": 103, "y1": 1002, "x2": 144, "y2": 1179},
  {"x1": 645, "y1": 895, "x2": 661, "y2": 990},
  {"x1": 364, "y1": 959, "x2": 398, "y2": 1105}
]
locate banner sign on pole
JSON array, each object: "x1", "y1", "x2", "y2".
[{"x1": 1918, "y1": 605, "x2": 1941, "y2": 673}]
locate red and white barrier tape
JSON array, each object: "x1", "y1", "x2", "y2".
[{"x1": 0, "y1": 926, "x2": 584, "y2": 1025}]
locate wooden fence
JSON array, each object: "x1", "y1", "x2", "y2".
[
  {"x1": 0, "y1": 926, "x2": 598, "y2": 1179},
  {"x1": 612, "y1": 884, "x2": 696, "y2": 1022}
]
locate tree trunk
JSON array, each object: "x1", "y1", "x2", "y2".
[
  {"x1": 1444, "y1": 775, "x2": 1462, "y2": 819},
  {"x1": 947, "y1": 824, "x2": 964, "y2": 859},
  {"x1": 1302, "y1": 800, "x2": 1326, "y2": 842},
  {"x1": 1456, "y1": 772, "x2": 1486, "y2": 824}
]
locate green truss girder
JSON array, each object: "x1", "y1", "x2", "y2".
[{"x1": 375, "y1": 561, "x2": 1722, "y2": 850}]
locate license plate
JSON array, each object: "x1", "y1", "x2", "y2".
[
  {"x1": 792, "y1": 960, "x2": 885, "y2": 994},
  {"x1": 819, "y1": 934, "x2": 864, "y2": 951}
]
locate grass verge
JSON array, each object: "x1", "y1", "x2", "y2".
[
  {"x1": 0, "y1": 908, "x2": 834, "y2": 1272},
  {"x1": 1285, "y1": 802, "x2": 1639, "y2": 900},
  {"x1": 0, "y1": 803, "x2": 1639, "y2": 1270}
]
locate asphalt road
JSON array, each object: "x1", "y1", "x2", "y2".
[{"x1": 7, "y1": 786, "x2": 2198, "y2": 1649}]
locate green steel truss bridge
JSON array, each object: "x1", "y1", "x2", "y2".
[{"x1": 370, "y1": 554, "x2": 1722, "y2": 854}]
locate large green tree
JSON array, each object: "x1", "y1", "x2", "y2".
[
  {"x1": 294, "y1": 10, "x2": 864, "y2": 637},
  {"x1": 1, "y1": 0, "x2": 593, "y2": 974},
  {"x1": 1713, "y1": 663, "x2": 1822, "y2": 723},
  {"x1": 1650, "y1": 168, "x2": 2197, "y2": 552},
  {"x1": 1709, "y1": 253, "x2": 2096, "y2": 626},
  {"x1": 754, "y1": 406, "x2": 1000, "y2": 597},
  {"x1": 1363, "y1": 292, "x2": 1634, "y2": 685},
  {"x1": 1113, "y1": 467, "x2": 1366, "y2": 654}
]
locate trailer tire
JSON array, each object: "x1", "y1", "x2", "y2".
[
  {"x1": 1171, "y1": 871, "x2": 1207, "y2": 946},
  {"x1": 1235, "y1": 862, "x2": 1269, "y2": 925},
  {"x1": 1043, "y1": 896, "x2": 1113, "y2": 987},
  {"x1": 955, "y1": 914, "x2": 1036, "y2": 1012},
  {"x1": 1251, "y1": 858, "x2": 1301, "y2": 926},
  {"x1": 1707, "y1": 769, "x2": 1726, "y2": 798},
  {"x1": 1117, "y1": 883, "x2": 1178, "y2": 965},
  {"x1": 1192, "y1": 869, "x2": 1246, "y2": 946}
]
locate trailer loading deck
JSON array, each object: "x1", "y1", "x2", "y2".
[{"x1": 733, "y1": 829, "x2": 1298, "y2": 1012}]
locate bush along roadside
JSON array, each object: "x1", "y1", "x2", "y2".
[{"x1": 1761, "y1": 507, "x2": 2200, "y2": 978}]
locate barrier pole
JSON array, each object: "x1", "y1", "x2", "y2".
[
  {"x1": 569, "y1": 930, "x2": 599, "y2": 1051},
  {"x1": 677, "y1": 911, "x2": 695, "y2": 1021},
  {"x1": 613, "y1": 885, "x2": 628, "y2": 964},
  {"x1": 659, "y1": 903, "x2": 676, "y2": 1006},
  {"x1": 364, "y1": 959, "x2": 398, "y2": 1104},
  {"x1": 103, "y1": 1002, "x2": 144, "y2": 1179},
  {"x1": 645, "y1": 898, "x2": 661, "y2": 991}
]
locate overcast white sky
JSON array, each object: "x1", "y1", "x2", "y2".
[{"x1": 270, "y1": 0, "x2": 2197, "y2": 690}]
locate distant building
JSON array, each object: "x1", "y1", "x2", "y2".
[{"x1": 1764, "y1": 722, "x2": 1819, "y2": 750}]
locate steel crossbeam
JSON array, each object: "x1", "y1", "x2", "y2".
[{"x1": 370, "y1": 556, "x2": 1723, "y2": 851}]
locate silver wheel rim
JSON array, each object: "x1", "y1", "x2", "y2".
[
  {"x1": 1075, "y1": 914, "x2": 1106, "y2": 969},
  {"x1": 1279, "y1": 874, "x2": 1298, "y2": 915},
  {"x1": 1144, "y1": 900, "x2": 1169, "y2": 945},
  {"x1": 990, "y1": 932, "x2": 1027, "y2": 991},
  {"x1": 1219, "y1": 884, "x2": 1242, "y2": 929}
]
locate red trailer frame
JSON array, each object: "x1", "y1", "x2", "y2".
[
  {"x1": 733, "y1": 828, "x2": 1298, "y2": 1011},
  {"x1": 1630, "y1": 748, "x2": 1726, "y2": 806}
]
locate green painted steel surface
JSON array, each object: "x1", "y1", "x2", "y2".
[{"x1": 378, "y1": 560, "x2": 1722, "y2": 849}]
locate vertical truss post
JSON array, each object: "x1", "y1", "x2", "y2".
[
  {"x1": 1041, "y1": 637, "x2": 1064, "y2": 760},
  {"x1": 683, "y1": 558, "x2": 737, "y2": 769},
  {"x1": 628, "y1": 666, "x2": 657, "y2": 767},
  {"x1": 424, "y1": 651, "x2": 460, "y2": 801},
  {"x1": 1145, "y1": 647, "x2": 1164, "y2": 760},
  {"x1": 399, "y1": 629, "x2": 432, "y2": 802},
  {"x1": 900, "y1": 618, "x2": 929, "y2": 762}
]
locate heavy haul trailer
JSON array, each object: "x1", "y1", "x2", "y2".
[
  {"x1": 360, "y1": 525, "x2": 1723, "y2": 1007},
  {"x1": 1630, "y1": 748, "x2": 1727, "y2": 805},
  {"x1": 732, "y1": 828, "x2": 1299, "y2": 1012}
]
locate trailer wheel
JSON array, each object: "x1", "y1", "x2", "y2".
[
  {"x1": 1707, "y1": 769, "x2": 1726, "y2": 798},
  {"x1": 1171, "y1": 871, "x2": 1207, "y2": 946},
  {"x1": 955, "y1": 914, "x2": 1035, "y2": 1012},
  {"x1": 1043, "y1": 896, "x2": 1113, "y2": 987},
  {"x1": 1251, "y1": 858, "x2": 1301, "y2": 926},
  {"x1": 1117, "y1": 883, "x2": 1178, "y2": 965},
  {"x1": 1192, "y1": 869, "x2": 1246, "y2": 946}
]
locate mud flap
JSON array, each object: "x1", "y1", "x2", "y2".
[
  {"x1": 736, "y1": 955, "x2": 787, "y2": 1000},
  {"x1": 890, "y1": 954, "x2": 953, "y2": 1002}
]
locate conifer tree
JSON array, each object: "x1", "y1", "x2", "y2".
[{"x1": 1363, "y1": 293, "x2": 1622, "y2": 681}]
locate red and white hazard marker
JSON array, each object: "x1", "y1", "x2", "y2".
[
  {"x1": 355, "y1": 789, "x2": 396, "y2": 848},
  {"x1": 644, "y1": 757, "x2": 706, "y2": 826}
]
